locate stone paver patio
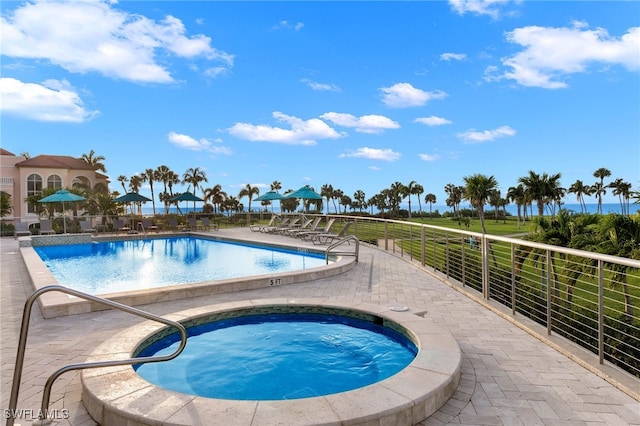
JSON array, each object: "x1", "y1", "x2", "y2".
[{"x1": 1, "y1": 229, "x2": 639, "y2": 425}]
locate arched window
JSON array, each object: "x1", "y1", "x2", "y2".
[
  {"x1": 26, "y1": 174, "x2": 43, "y2": 213},
  {"x1": 47, "y1": 174, "x2": 62, "y2": 189},
  {"x1": 72, "y1": 176, "x2": 90, "y2": 189}
]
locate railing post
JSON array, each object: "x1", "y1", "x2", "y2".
[
  {"x1": 510, "y1": 243, "x2": 516, "y2": 315},
  {"x1": 546, "y1": 249, "x2": 552, "y2": 335},
  {"x1": 598, "y1": 259, "x2": 604, "y2": 364},
  {"x1": 481, "y1": 235, "x2": 489, "y2": 299},
  {"x1": 421, "y1": 226, "x2": 425, "y2": 267}
]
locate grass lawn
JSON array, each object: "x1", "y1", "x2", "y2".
[{"x1": 411, "y1": 216, "x2": 533, "y2": 236}]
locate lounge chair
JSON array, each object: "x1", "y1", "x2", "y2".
[
  {"x1": 251, "y1": 215, "x2": 277, "y2": 232},
  {"x1": 39, "y1": 219, "x2": 56, "y2": 235},
  {"x1": 112, "y1": 219, "x2": 129, "y2": 234},
  {"x1": 311, "y1": 222, "x2": 353, "y2": 245},
  {"x1": 140, "y1": 218, "x2": 159, "y2": 233},
  {"x1": 187, "y1": 217, "x2": 203, "y2": 231},
  {"x1": 200, "y1": 217, "x2": 218, "y2": 231},
  {"x1": 14, "y1": 222, "x2": 32, "y2": 238},
  {"x1": 262, "y1": 217, "x2": 291, "y2": 233},
  {"x1": 166, "y1": 217, "x2": 187, "y2": 232},
  {"x1": 278, "y1": 217, "x2": 312, "y2": 235},
  {"x1": 298, "y1": 218, "x2": 336, "y2": 241},
  {"x1": 271, "y1": 217, "x2": 300, "y2": 234},
  {"x1": 79, "y1": 220, "x2": 97, "y2": 234},
  {"x1": 287, "y1": 216, "x2": 321, "y2": 237}
]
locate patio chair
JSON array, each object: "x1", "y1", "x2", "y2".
[
  {"x1": 166, "y1": 217, "x2": 187, "y2": 232},
  {"x1": 311, "y1": 221, "x2": 353, "y2": 245},
  {"x1": 187, "y1": 217, "x2": 199, "y2": 231},
  {"x1": 39, "y1": 219, "x2": 56, "y2": 235},
  {"x1": 286, "y1": 216, "x2": 321, "y2": 237},
  {"x1": 261, "y1": 217, "x2": 291, "y2": 233},
  {"x1": 79, "y1": 220, "x2": 97, "y2": 234},
  {"x1": 201, "y1": 217, "x2": 218, "y2": 231},
  {"x1": 14, "y1": 222, "x2": 32, "y2": 238},
  {"x1": 298, "y1": 218, "x2": 336, "y2": 241},
  {"x1": 270, "y1": 217, "x2": 300, "y2": 234},
  {"x1": 250, "y1": 215, "x2": 277, "y2": 232},
  {"x1": 112, "y1": 219, "x2": 129, "y2": 234},
  {"x1": 140, "y1": 218, "x2": 159, "y2": 233},
  {"x1": 279, "y1": 217, "x2": 311, "y2": 236}
]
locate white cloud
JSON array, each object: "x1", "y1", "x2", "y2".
[
  {"x1": 492, "y1": 22, "x2": 640, "y2": 89},
  {"x1": 414, "y1": 116, "x2": 453, "y2": 126},
  {"x1": 380, "y1": 83, "x2": 447, "y2": 108},
  {"x1": 0, "y1": 77, "x2": 99, "y2": 122},
  {"x1": 457, "y1": 125, "x2": 516, "y2": 143},
  {"x1": 339, "y1": 147, "x2": 402, "y2": 161},
  {"x1": 1, "y1": 1, "x2": 233, "y2": 83},
  {"x1": 320, "y1": 112, "x2": 400, "y2": 134},
  {"x1": 440, "y1": 52, "x2": 467, "y2": 61},
  {"x1": 419, "y1": 154, "x2": 441, "y2": 161},
  {"x1": 228, "y1": 112, "x2": 342, "y2": 145},
  {"x1": 300, "y1": 79, "x2": 341, "y2": 92},
  {"x1": 448, "y1": 0, "x2": 516, "y2": 19},
  {"x1": 168, "y1": 131, "x2": 232, "y2": 154},
  {"x1": 272, "y1": 20, "x2": 304, "y2": 31}
]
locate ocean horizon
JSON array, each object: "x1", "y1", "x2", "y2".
[{"x1": 141, "y1": 203, "x2": 636, "y2": 217}]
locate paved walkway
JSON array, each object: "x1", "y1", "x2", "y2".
[{"x1": 1, "y1": 230, "x2": 638, "y2": 426}]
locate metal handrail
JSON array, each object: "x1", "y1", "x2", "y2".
[
  {"x1": 7, "y1": 285, "x2": 188, "y2": 426},
  {"x1": 326, "y1": 235, "x2": 359, "y2": 264}
]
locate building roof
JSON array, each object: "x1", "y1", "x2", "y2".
[
  {"x1": 1, "y1": 148, "x2": 17, "y2": 156},
  {"x1": 15, "y1": 154, "x2": 97, "y2": 171}
]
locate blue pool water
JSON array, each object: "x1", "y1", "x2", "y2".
[
  {"x1": 34, "y1": 237, "x2": 327, "y2": 294},
  {"x1": 135, "y1": 313, "x2": 417, "y2": 400}
]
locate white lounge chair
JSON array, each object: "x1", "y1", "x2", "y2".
[
  {"x1": 250, "y1": 215, "x2": 277, "y2": 232},
  {"x1": 311, "y1": 222, "x2": 353, "y2": 245},
  {"x1": 39, "y1": 219, "x2": 55, "y2": 235},
  {"x1": 14, "y1": 222, "x2": 32, "y2": 238},
  {"x1": 298, "y1": 218, "x2": 336, "y2": 241},
  {"x1": 79, "y1": 220, "x2": 97, "y2": 234}
]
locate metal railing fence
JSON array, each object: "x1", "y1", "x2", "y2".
[{"x1": 324, "y1": 214, "x2": 640, "y2": 379}]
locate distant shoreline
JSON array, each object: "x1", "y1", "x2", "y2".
[{"x1": 141, "y1": 203, "x2": 636, "y2": 216}]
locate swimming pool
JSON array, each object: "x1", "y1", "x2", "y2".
[
  {"x1": 83, "y1": 300, "x2": 462, "y2": 425},
  {"x1": 134, "y1": 312, "x2": 418, "y2": 400},
  {"x1": 34, "y1": 237, "x2": 328, "y2": 295}
]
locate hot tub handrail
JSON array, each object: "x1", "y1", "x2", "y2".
[
  {"x1": 326, "y1": 235, "x2": 359, "y2": 264},
  {"x1": 6, "y1": 285, "x2": 188, "y2": 426}
]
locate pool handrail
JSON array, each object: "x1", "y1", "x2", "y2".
[
  {"x1": 6, "y1": 285, "x2": 188, "y2": 426},
  {"x1": 326, "y1": 235, "x2": 359, "y2": 264}
]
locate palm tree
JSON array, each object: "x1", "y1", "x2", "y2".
[
  {"x1": 609, "y1": 178, "x2": 632, "y2": 216},
  {"x1": 353, "y1": 189, "x2": 366, "y2": 213},
  {"x1": 413, "y1": 183, "x2": 424, "y2": 215},
  {"x1": 128, "y1": 174, "x2": 144, "y2": 215},
  {"x1": 182, "y1": 167, "x2": 208, "y2": 214},
  {"x1": 424, "y1": 193, "x2": 436, "y2": 218},
  {"x1": 507, "y1": 184, "x2": 526, "y2": 228},
  {"x1": 518, "y1": 170, "x2": 562, "y2": 217},
  {"x1": 166, "y1": 171, "x2": 181, "y2": 212},
  {"x1": 238, "y1": 183, "x2": 260, "y2": 212},
  {"x1": 270, "y1": 180, "x2": 282, "y2": 193},
  {"x1": 203, "y1": 184, "x2": 227, "y2": 214},
  {"x1": 405, "y1": 180, "x2": 418, "y2": 220},
  {"x1": 444, "y1": 183, "x2": 463, "y2": 219},
  {"x1": 462, "y1": 173, "x2": 498, "y2": 234},
  {"x1": 568, "y1": 179, "x2": 592, "y2": 214},
  {"x1": 321, "y1": 184, "x2": 334, "y2": 214},
  {"x1": 593, "y1": 167, "x2": 611, "y2": 214},
  {"x1": 488, "y1": 189, "x2": 502, "y2": 222},
  {"x1": 141, "y1": 168, "x2": 156, "y2": 216},
  {"x1": 81, "y1": 149, "x2": 107, "y2": 173},
  {"x1": 155, "y1": 165, "x2": 172, "y2": 214},
  {"x1": 117, "y1": 175, "x2": 129, "y2": 194}
]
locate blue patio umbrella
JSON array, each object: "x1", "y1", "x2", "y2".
[
  {"x1": 284, "y1": 185, "x2": 322, "y2": 200},
  {"x1": 171, "y1": 192, "x2": 204, "y2": 217},
  {"x1": 38, "y1": 189, "x2": 86, "y2": 233},
  {"x1": 254, "y1": 191, "x2": 283, "y2": 212},
  {"x1": 113, "y1": 192, "x2": 152, "y2": 230}
]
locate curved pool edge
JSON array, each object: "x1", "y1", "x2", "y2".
[
  {"x1": 19, "y1": 233, "x2": 355, "y2": 318},
  {"x1": 81, "y1": 299, "x2": 462, "y2": 426}
]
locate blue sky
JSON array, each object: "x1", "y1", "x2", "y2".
[{"x1": 1, "y1": 0, "x2": 639, "y2": 208}]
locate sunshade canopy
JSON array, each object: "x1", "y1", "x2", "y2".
[
  {"x1": 38, "y1": 189, "x2": 86, "y2": 203},
  {"x1": 254, "y1": 191, "x2": 284, "y2": 201},
  {"x1": 113, "y1": 192, "x2": 152, "y2": 203},
  {"x1": 171, "y1": 191, "x2": 204, "y2": 202},
  {"x1": 284, "y1": 185, "x2": 322, "y2": 200}
]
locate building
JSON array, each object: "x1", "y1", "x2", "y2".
[{"x1": 0, "y1": 148, "x2": 109, "y2": 223}]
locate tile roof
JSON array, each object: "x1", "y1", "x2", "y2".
[
  {"x1": 0, "y1": 148, "x2": 16, "y2": 156},
  {"x1": 15, "y1": 154, "x2": 97, "y2": 171}
]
